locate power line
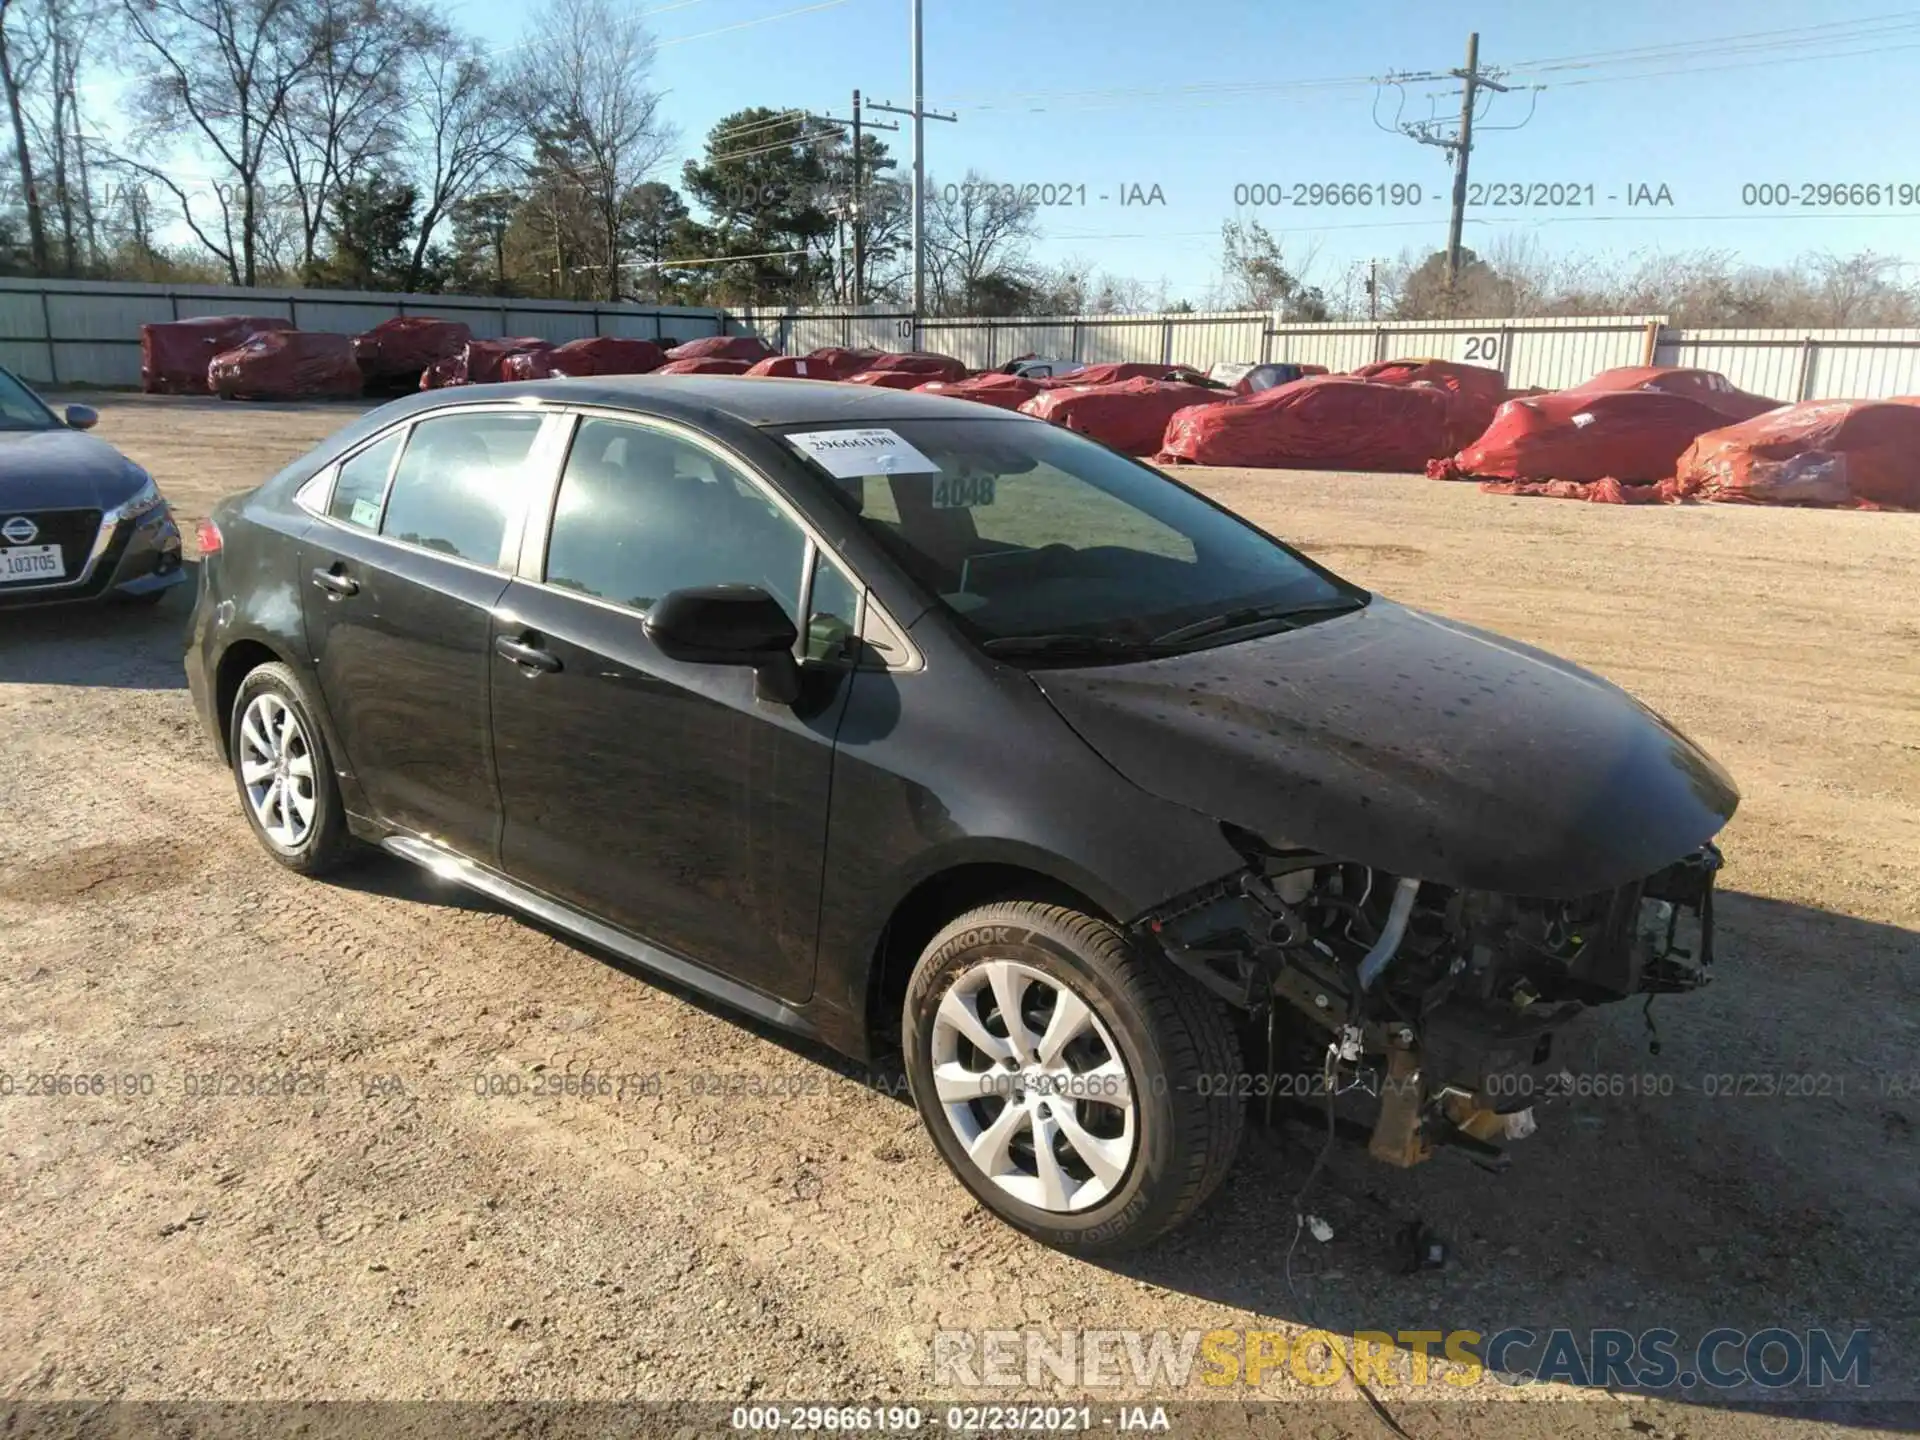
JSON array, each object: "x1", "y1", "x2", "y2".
[
  {"x1": 1377, "y1": 31, "x2": 1529, "y2": 305},
  {"x1": 912, "y1": 12, "x2": 1920, "y2": 113},
  {"x1": 654, "y1": 0, "x2": 853, "y2": 47}
]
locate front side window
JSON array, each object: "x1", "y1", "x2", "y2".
[
  {"x1": 381, "y1": 412, "x2": 544, "y2": 566},
  {"x1": 545, "y1": 417, "x2": 808, "y2": 620},
  {"x1": 786, "y1": 417, "x2": 1362, "y2": 660}
]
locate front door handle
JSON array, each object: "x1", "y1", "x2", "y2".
[
  {"x1": 311, "y1": 566, "x2": 359, "y2": 598},
  {"x1": 494, "y1": 635, "x2": 562, "y2": 673}
]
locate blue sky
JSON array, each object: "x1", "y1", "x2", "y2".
[
  {"x1": 109, "y1": 0, "x2": 1920, "y2": 301},
  {"x1": 454, "y1": 0, "x2": 1920, "y2": 302}
]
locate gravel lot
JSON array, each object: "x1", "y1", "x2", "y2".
[{"x1": 2, "y1": 392, "x2": 1916, "y2": 1439}]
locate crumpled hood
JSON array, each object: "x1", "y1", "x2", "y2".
[
  {"x1": 1031, "y1": 598, "x2": 1738, "y2": 897},
  {"x1": 0, "y1": 429, "x2": 146, "y2": 511}
]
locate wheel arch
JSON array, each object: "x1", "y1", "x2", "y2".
[
  {"x1": 212, "y1": 637, "x2": 294, "y2": 760},
  {"x1": 859, "y1": 846, "x2": 1130, "y2": 1064}
]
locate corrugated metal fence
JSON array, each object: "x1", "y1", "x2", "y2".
[
  {"x1": 0, "y1": 276, "x2": 729, "y2": 388},
  {"x1": 738, "y1": 306, "x2": 1920, "y2": 401},
  {"x1": 1, "y1": 276, "x2": 1915, "y2": 401},
  {"x1": 1654, "y1": 327, "x2": 1920, "y2": 402}
]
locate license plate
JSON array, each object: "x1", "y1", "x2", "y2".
[{"x1": 0, "y1": 544, "x2": 65, "y2": 583}]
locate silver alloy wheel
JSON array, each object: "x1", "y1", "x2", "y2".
[
  {"x1": 929, "y1": 958, "x2": 1137, "y2": 1213},
  {"x1": 237, "y1": 692, "x2": 317, "y2": 850}
]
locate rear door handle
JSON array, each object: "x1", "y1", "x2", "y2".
[
  {"x1": 311, "y1": 566, "x2": 358, "y2": 598},
  {"x1": 494, "y1": 635, "x2": 562, "y2": 673}
]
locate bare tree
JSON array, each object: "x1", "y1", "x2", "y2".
[
  {"x1": 16, "y1": 0, "x2": 100, "y2": 271},
  {"x1": 116, "y1": 0, "x2": 323, "y2": 284},
  {"x1": 0, "y1": 0, "x2": 49, "y2": 271},
  {"x1": 923, "y1": 170, "x2": 1042, "y2": 315},
  {"x1": 1209, "y1": 219, "x2": 1327, "y2": 317},
  {"x1": 266, "y1": 0, "x2": 426, "y2": 275},
  {"x1": 400, "y1": 28, "x2": 521, "y2": 293},
  {"x1": 514, "y1": 0, "x2": 671, "y2": 302}
]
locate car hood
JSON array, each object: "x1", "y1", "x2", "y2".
[
  {"x1": 1030, "y1": 599, "x2": 1739, "y2": 897},
  {"x1": 0, "y1": 429, "x2": 145, "y2": 511}
]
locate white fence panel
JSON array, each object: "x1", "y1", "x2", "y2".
[
  {"x1": 1657, "y1": 327, "x2": 1920, "y2": 401},
  {"x1": 1264, "y1": 315, "x2": 1660, "y2": 387},
  {"x1": 1163, "y1": 315, "x2": 1268, "y2": 369},
  {"x1": 1074, "y1": 319, "x2": 1167, "y2": 365},
  {"x1": 1263, "y1": 326, "x2": 1378, "y2": 373},
  {"x1": 0, "y1": 277, "x2": 730, "y2": 385}
]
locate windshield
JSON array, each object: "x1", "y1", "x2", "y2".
[
  {"x1": 783, "y1": 417, "x2": 1364, "y2": 658},
  {"x1": 0, "y1": 369, "x2": 57, "y2": 430}
]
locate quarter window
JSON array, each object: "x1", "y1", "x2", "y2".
[
  {"x1": 545, "y1": 417, "x2": 809, "y2": 621},
  {"x1": 327, "y1": 431, "x2": 403, "y2": 529},
  {"x1": 380, "y1": 412, "x2": 544, "y2": 566},
  {"x1": 805, "y1": 550, "x2": 861, "y2": 662}
]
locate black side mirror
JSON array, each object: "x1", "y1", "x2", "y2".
[
  {"x1": 644, "y1": 584, "x2": 802, "y2": 703},
  {"x1": 64, "y1": 403, "x2": 98, "y2": 430}
]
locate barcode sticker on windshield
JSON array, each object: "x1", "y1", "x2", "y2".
[{"x1": 786, "y1": 428, "x2": 941, "y2": 479}]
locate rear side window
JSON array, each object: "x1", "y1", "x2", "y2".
[
  {"x1": 381, "y1": 413, "x2": 544, "y2": 566},
  {"x1": 544, "y1": 417, "x2": 808, "y2": 619},
  {"x1": 328, "y1": 431, "x2": 402, "y2": 529}
]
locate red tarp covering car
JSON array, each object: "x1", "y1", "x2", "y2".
[
  {"x1": 802, "y1": 347, "x2": 886, "y2": 378},
  {"x1": 502, "y1": 336, "x2": 667, "y2": 381},
  {"x1": 1561, "y1": 366, "x2": 1782, "y2": 421},
  {"x1": 1212, "y1": 361, "x2": 1330, "y2": 395},
  {"x1": 419, "y1": 337, "x2": 553, "y2": 389},
  {"x1": 420, "y1": 356, "x2": 463, "y2": 390},
  {"x1": 912, "y1": 373, "x2": 1044, "y2": 410},
  {"x1": 655, "y1": 356, "x2": 755, "y2": 375},
  {"x1": 142, "y1": 315, "x2": 296, "y2": 394},
  {"x1": 1048, "y1": 362, "x2": 1210, "y2": 388},
  {"x1": 843, "y1": 369, "x2": 936, "y2": 390},
  {"x1": 745, "y1": 355, "x2": 843, "y2": 379},
  {"x1": 859, "y1": 351, "x2": 969, "y2": 382},
  {"x1": 1670, "y1": 398, "x2": 1920, "y2": 510},
  {"x1": 1352, "y1": 359, "x2": 1508, "y2": 451},
  {"x1": 208, "y1": 330, "x2": 362, "y2": 401},
  {"x1": 352, "y1": 316, "x2": 472, "y2": 389},
  {"x1": 1020, "y1": 376, "x2": 1223, "y2": 456},
  {"x1": 1157, "y1": 375, "x2": 1454, "y2": 471},
  {"x1": 665, "y1": 334, "x2": 777, "y2": 364},
  {"x1": 1431, "y1": 389, "x2": 1741, "y2": 484}
]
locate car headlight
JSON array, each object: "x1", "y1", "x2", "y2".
[{"x1": 107, "y1": 474, "x2": 165, "y2": 523}]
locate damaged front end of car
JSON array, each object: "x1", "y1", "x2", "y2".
[{"x1": 1136, "y1": 829, "x2": 1723, "y2": 1169}]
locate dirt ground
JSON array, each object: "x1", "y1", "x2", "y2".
[{"x1": 1, "y1": 393, "x2": 1915, "y2": 1439}]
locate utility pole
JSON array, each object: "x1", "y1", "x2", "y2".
[
  {"x1": 1377, "y1": 32, "x2": 1518, "y2": 311},
  {"x1": 852, "y1": 90, "x2": 863, "y2": 304},
  {"x1": 808, "y1": 90, "x2": 898, "y2": 306},
  {"x1": 1445, "y1": 32, "x2": 1481, "y2": 291},
  {"x1": 870, "y1": 0, "x2": 956, "y2": 338}
]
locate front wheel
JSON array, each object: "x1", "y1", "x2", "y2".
[{"x1": 902, "y1": 901, "x2": 1245, "y2": 1254}]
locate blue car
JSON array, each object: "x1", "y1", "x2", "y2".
[{"x1": 0, "y1": 368, "x2": 185, "y2": 609}]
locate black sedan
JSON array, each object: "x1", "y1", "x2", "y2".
[
  {"x1": 185, "y1": 377, "x2": 1736, "y2": 1254},
  {"x1": 0, "y1": 368, "x2": 185, "y2": 608}
]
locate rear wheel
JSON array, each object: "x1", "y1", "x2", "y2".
[
  {"x1": 229, "y1": 662, "x2": 353, "y2": 875},
  {"x1": 903, "y1": 901, "x2": 1245, "y2": 1254}
]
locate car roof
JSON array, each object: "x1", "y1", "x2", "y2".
[{"x1": 409, "y1": 374, "x2": 1036, "y2": 430}]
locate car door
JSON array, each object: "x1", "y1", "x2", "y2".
[
  {"x1": 488, "y1": 412, "x2": 860, "y2": 1004},
  {"x1": 299, "y1": 406, "x2": 561, "y2": 860}
]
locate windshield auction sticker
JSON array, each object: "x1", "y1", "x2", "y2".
[{"x1": 786, "y1": 428, "x2": 942, "y2": 479}]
